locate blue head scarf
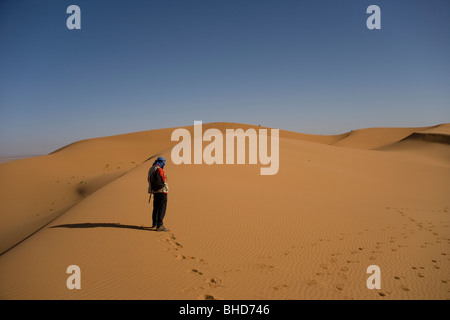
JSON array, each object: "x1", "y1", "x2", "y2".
[{"x1": 153, "y1": 156, "x2": 166, "y2": 169}]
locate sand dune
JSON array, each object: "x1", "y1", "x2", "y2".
[
  {"x1": 378, "y1": 124, "x2": 450, "y2": 166},
  {"x1": 330, "y1": 126, "x2": 438, "y2": 150},
  {"x1": 0, "y1": 122, "x2": 449, "y2": 300},
  {"x1": 401, "y1": 124, "x2": 450, "y2": 145}
]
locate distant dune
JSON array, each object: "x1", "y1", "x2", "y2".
[
  {"x1": 0, "y1": 155, "x2": 43, "y2": 165},
  {"x1": 0, "y1": 123, "x2": 449, "y2": 300}
]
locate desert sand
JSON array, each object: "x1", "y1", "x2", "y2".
[{"x1": 0, "y1": 122, "x2": 449, "y2": 300}]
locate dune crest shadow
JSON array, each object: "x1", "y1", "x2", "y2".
[{"x1": 50, "y1": 223, "x2": 155, "y2": 231}]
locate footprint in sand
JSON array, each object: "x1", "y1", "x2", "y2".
[
  {"x1": 346, "y1": 260, "x2": 360, "y2": 264},
  {"x1": 331, "y1": 252, "x2": 341, "y2": 257},
  {"x1": 165, "y1": 233, "x2": 209, "y2": 268},
  {"x1": 253, "y1": 263, "x2": 275, "y2": 271},
  {"x1": 335, "y1": 283, "x2": 345, "y2": 291},
  {"x1": 400, "y1": 285, "x2": 410, "y2": 292},
  {"x1": 338, "y1": 272, "x2": 348, "y2": 280},
  {"x1": 272, "y1": 284, "x2": 289, "y2": 291},
  {"x1": 206, "y1": 278, "x2": 222, "y2": 288},
  {"x1": 160, "y1": 233, "x2": 183, "y2": 250},
  {"x1": 195, "y1": 258, "x2": 207, "y2": 264},
  {"x1": 188, "y1": 269, "x2": 204, "y2": 275},
  {"x1": 307, "y1": 280, "x2": 317, "y2": 286}
]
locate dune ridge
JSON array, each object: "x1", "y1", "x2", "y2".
[
  {"x1": 405, "y1": 133, "x2": 450, "y2": 144},
  {"x1": 0, "y1": 122, "x2": 449, "y2": 299}
]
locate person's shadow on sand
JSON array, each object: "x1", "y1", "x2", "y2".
[{"x1": 50, "y1": 223, "x2": 156, "y2": 231}]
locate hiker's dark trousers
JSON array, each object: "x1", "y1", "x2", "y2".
[{"x1": 152, "y1": 193, "x2": 167, "y2": 228}]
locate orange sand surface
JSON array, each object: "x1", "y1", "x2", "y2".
[{"x1": 0, "y1": 123, "x2": 449, "y2": 300}]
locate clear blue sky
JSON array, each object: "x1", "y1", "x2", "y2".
[{"x1": 0, "y1": 0, "x2": 449, "y2": 156}]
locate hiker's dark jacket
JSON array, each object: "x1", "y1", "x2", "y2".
[{"x1": 148, "y1": 165, "x2": 169, "y2": 194}]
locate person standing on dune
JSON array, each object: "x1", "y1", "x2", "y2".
[{"x1": 148, "y1": 157, "x2": 169, "y2": 231}]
